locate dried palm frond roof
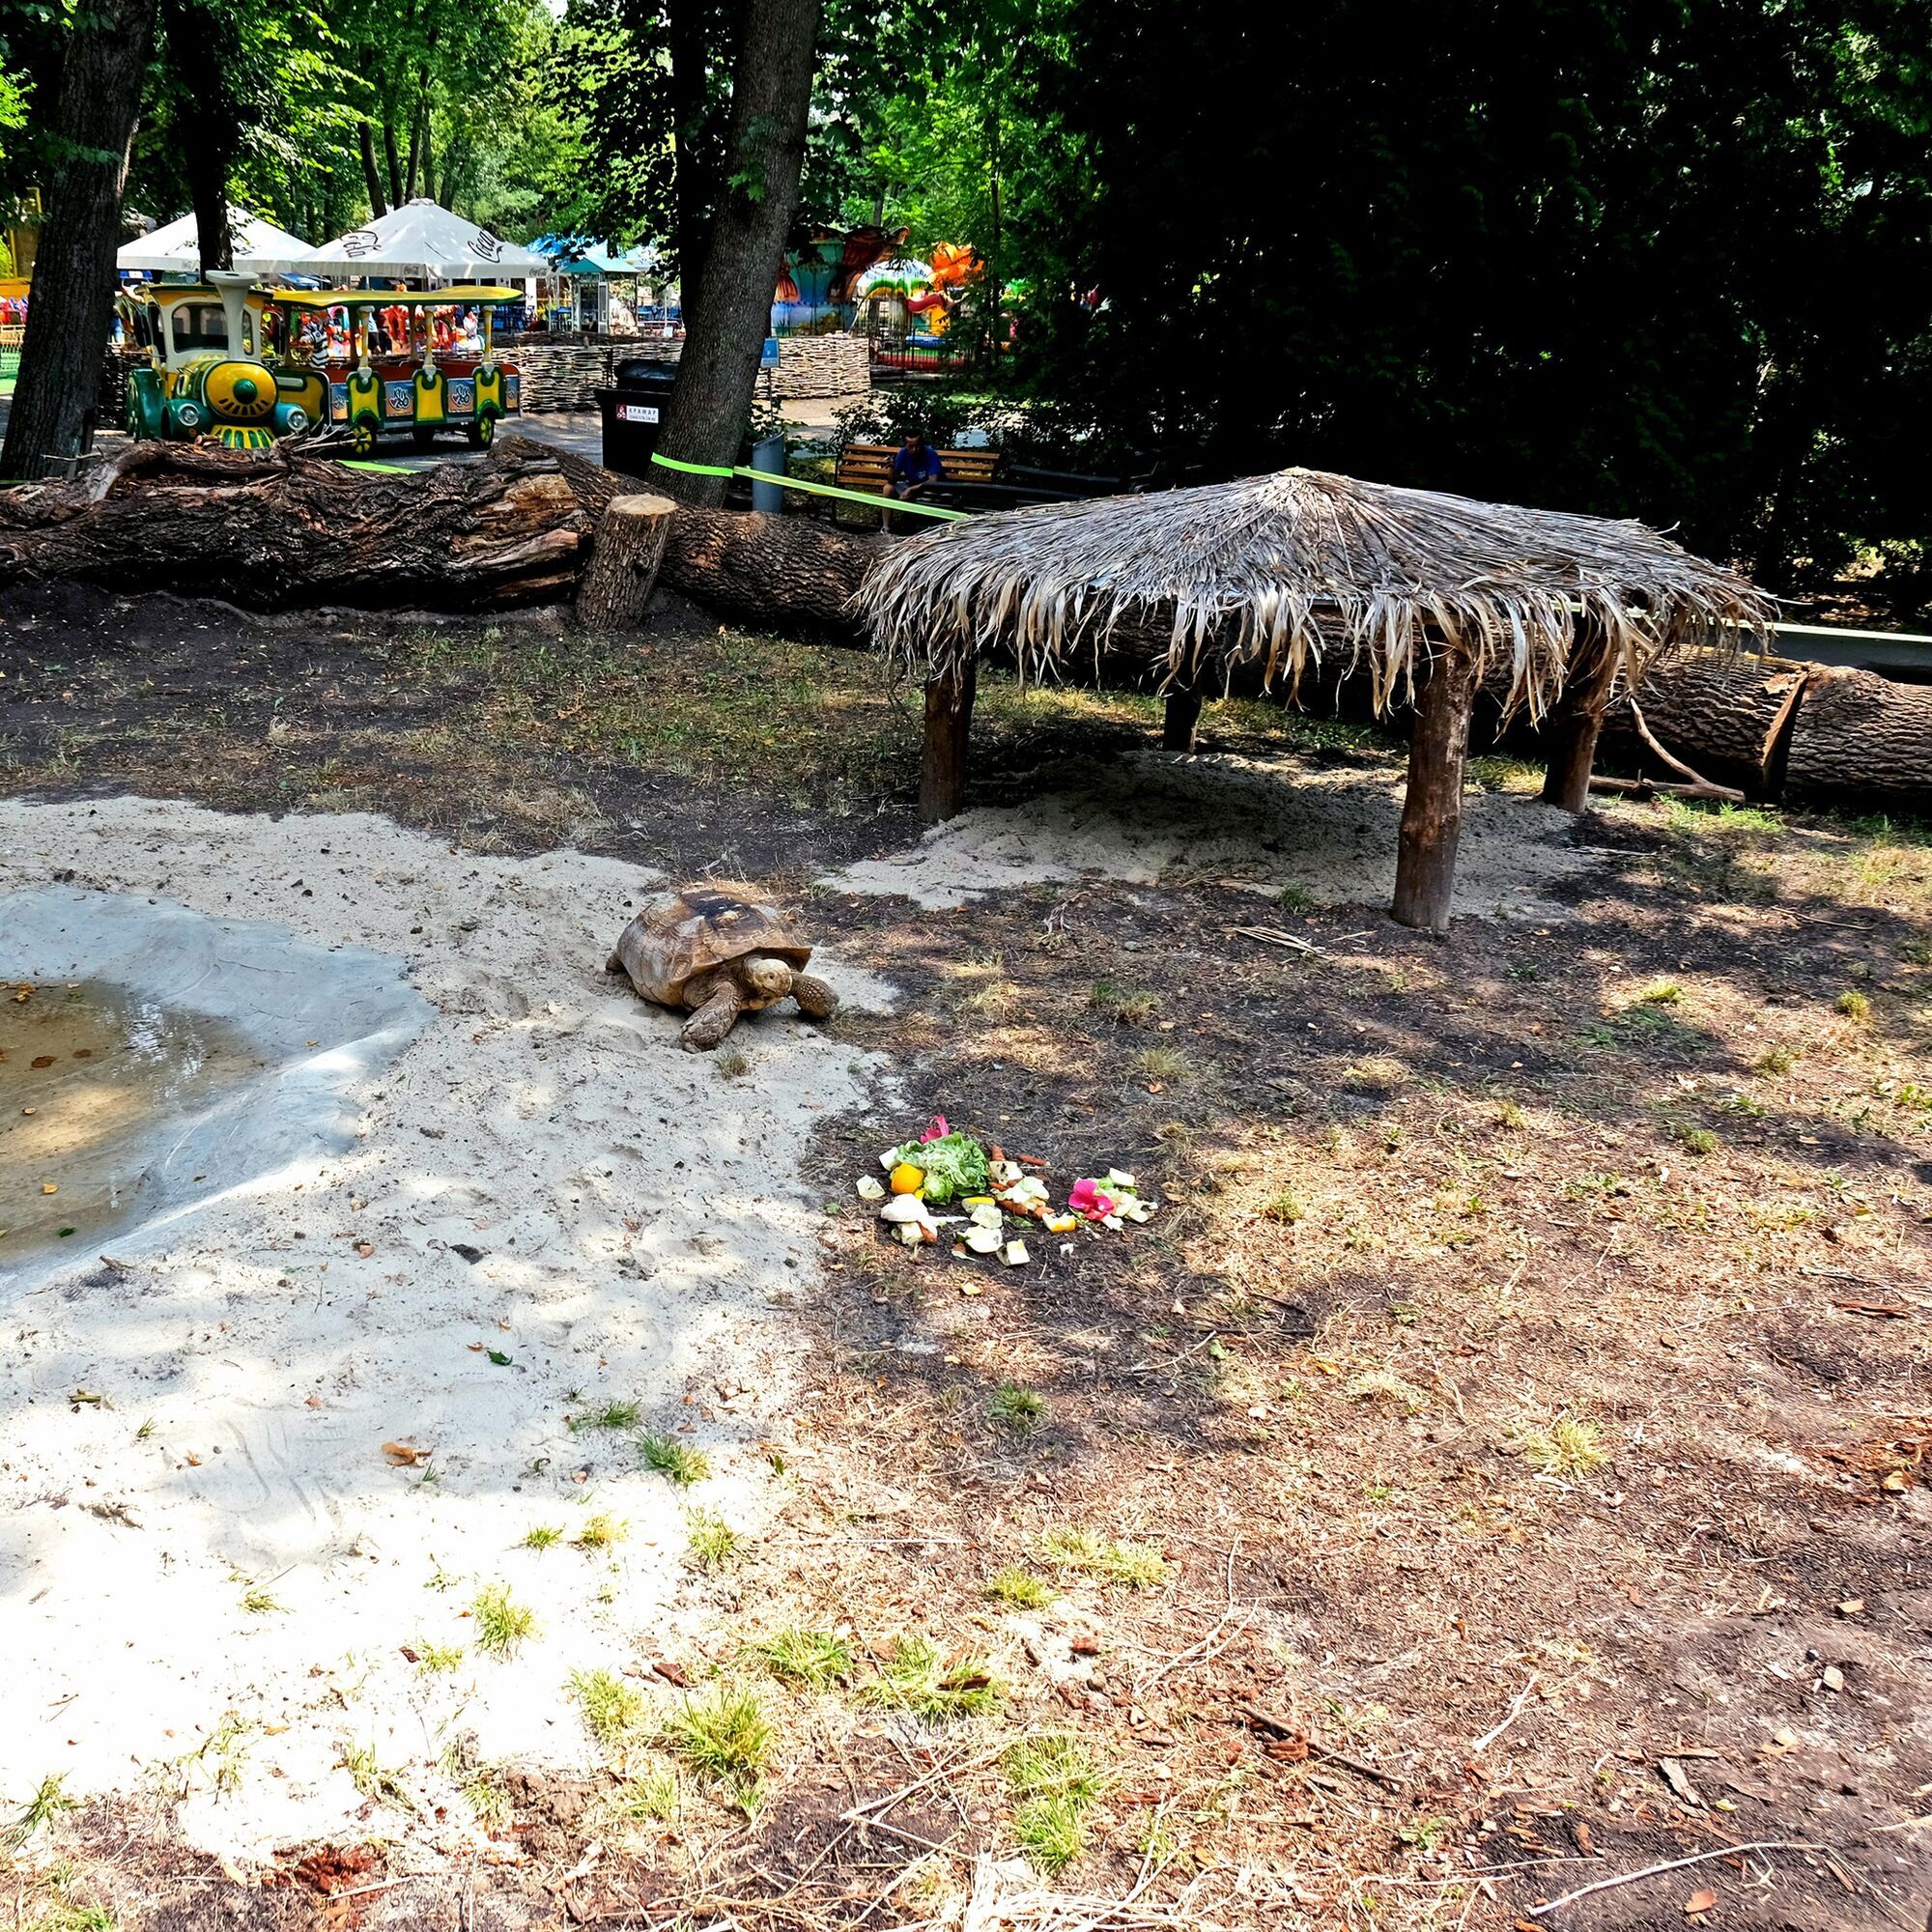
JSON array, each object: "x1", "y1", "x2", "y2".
[{"x1": 852, "y1": 466, "x2": 1775, "y2": 716}]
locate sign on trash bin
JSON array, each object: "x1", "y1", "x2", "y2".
[{"x1": 616, "y1": 402, "x2": 660, "y2": 424}]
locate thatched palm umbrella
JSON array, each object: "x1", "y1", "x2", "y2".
[{"x1": 852, "y1": 467, "x2": 1772, "y2": 931}]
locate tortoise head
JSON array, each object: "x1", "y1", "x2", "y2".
[{"x1": 740, "y1": 953, "x2": 795, "y2": 1000}]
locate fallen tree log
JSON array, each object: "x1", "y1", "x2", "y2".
[
  {"x1": 0, "y1": 438, "x2": 596, "y2": 608},
  {"x1": 0, "y1": 437, "x2": 1925, "y2": 808}
]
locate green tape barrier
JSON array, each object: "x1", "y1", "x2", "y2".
[
  {"x1": 340, "y1": 458, "x2": 417, "y2": 475},
  {"x1": 649, "y1": 448, "x2": 969, "y2": 520}
]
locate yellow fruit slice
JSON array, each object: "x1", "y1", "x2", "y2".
[{"x1": 889, "y1": 1162, "x2": 925, "y2": 1196}]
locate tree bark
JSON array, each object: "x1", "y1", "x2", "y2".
[
  {"x1": 1163, "y1": 690, "x2": 1204, "y2": 752},
  {"x1": 653, "y1": 0, "x2": 822, "y2": 505},
  {"x1": 1392, "y1": 645, "x2": 1476, "y2": 934},
  {"x1": 575, "y1": 493, "x2": 677, "y2": 628},
  {"x1": 357, "y1": 121, "x2": 389, "y2": 217},
  {"x1": 0, "y1": 0, "x2": 159, "y2": 479},
  {"x1": 922, "y1": 659, "x2": 979, "y2": 821},
  {"x1": 1783, "y1": 665, "x2": 1932, "y2": 807}
]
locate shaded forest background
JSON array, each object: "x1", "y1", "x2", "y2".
[{"x1": 1, "y1": 0, "x2": 1928, "y2": 614}]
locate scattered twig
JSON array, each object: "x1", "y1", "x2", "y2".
[
  {"x1": 1236, "y1": 1703, "x2": 1404, "y2": 1790},
  {"x1": 1469, "y1": 1673, "x2": 1540, "y2": 1754},
  {"x1": 1526, "y1": 1838, "x2": 1824, "y2": 1917},
  {"x1": 1228, "y1": 923, "x2": 1321, "y2": 956}
]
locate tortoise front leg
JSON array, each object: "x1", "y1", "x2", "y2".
[
  {"x1": 681, "y1": 977, "x2": 745, "y2": 1050},
  {"x1": 791, "y1": 972, "x2": 838, "y2": 1022}
]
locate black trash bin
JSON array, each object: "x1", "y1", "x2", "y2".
[{"x1": 595, "y1": 361, "x2": 681, "y2": 481}]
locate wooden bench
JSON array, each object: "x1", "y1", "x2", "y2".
[{"x1": 832, "y1": 443, "x2": 1004, "y2": 525}]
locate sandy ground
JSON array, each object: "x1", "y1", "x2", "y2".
[
  {"x1": 0, "y1": 796, "x2": 894, "y2": 1864},
  {"x1": 832, "y1": 748, "x2": 1593, "y2": 914}
]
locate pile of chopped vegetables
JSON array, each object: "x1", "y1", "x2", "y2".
[{"x1": 854, "y1": 1117, "x2": 1157, "y2": 1265}]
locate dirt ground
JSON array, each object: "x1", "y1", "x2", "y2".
[{"x1": 3, "y1": 582, "x2": 1930, "y2": 1932}]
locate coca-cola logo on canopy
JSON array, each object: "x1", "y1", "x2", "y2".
[
  {"x1": 472, "y1": 229, "x2": 504, "y2": 262},
  {"x1": 339, "y1": 229, "x2": 380, "y2": 259}
]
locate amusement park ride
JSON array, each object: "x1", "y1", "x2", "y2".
[{"x1": 124, "y1": 270, "x2": 522, "y2": 455}]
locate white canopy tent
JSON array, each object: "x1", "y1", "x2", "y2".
[
  {"x1": 117, "y1": 205, "x2": 313, "y2": 276},
  {"x1": 297, "y1": 199, "x2": 547, "y2": 282}
]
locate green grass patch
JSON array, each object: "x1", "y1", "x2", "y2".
[
  {"x1": 569, "y1": 1667, "x2": 647, "y2": 1749},
  {"x1": 573, "y1": 1512, "x2": 627, "y2": 1550},
  {"x1": 521, "y1": 1524, "x2": 564, "y2": 1549},
  {"x1": 1037, "y1": 1526, "x2": 1170, "y2": 1589},
  {"x1": 1005, "y1": 1733, "x2": 1104, "y2": 1875},
  {"x1": 686, "y1": 1510, "x2": 743, "y2": 1571},
  {"x1": 984, "y1": 1565, "x2": 1056, "y2": 1608},
  {"x1": 471, "y1": 1583, "x2": 537, "y2": 1656},
  {"x1": 750, "y1": 1628, "x2": 855, "y2": 1688},
  {"x1": 666, "y1": 1686, "x2": 771, "y2": 1796},
  {"x1": 987, "y1": 1383, "x2": 1046, "y2": 1435},
  {"x1": 638, "y1": 1433, "x2": 712, "y2": 1485},
  {"x1": 863, "y1": 1637, "x2": 1001, "y2": 1719}
]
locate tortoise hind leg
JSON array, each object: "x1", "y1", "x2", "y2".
[
  {"x1": 681, "y1": 979, "x2": 745, "y2": 1050},
  {"x1": 792, "y1": 972, "x2": 838, "y2": 1022},
  {"x1": 606, "y1": 951, "x2": 625, "y2": 975}
]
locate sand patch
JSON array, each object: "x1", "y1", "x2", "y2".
[
  {"x1": 0, "y1": 797, "x2": 891, "y2": 1863},
  {"x1": 830, "y1": 748, "x2": 1594, "y2": 916}
]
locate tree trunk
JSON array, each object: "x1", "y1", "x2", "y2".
[
  {"x1": 1163, "y1": 690, "x2": 1204, "y2": 752},
  {"x1": 383, "y1": 118, "x2": 404, "y2": 208},
  {"x1": 160, "y1": 0, "x2": 236, "y2": 278},
  {"x1": 1596, "y1": 654, "x2": 1806, "y2": 797},
  {"x1": 357, "y1": 121, "x2": 388, "y2": 217},
  {"x1": 1537, "y1": 648, "x2": 1619, "y2": 811},
  {"x1": 0, "y1": 0, "x2": 158, "y2": 479},
  {"x1": 1392, "y1": 646, "x2": 1475, "y2": 934},
  {"x1": 653, "y1": 0, "x2": 822, "y2": 505},
  {"x1": 575, "y1": 493, "x2": 677, "y2": 628},
  {"x1": 921, "y1": 659, "x2": 979, "y2": 821},
  {"x1": 667, "y1": 0, "x2": 713, "y2": 315}
]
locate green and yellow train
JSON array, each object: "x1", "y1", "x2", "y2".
[{"x1": 124, "y1": 273, "x2": 522, "y2": 455}]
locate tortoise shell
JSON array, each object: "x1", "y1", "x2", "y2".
[{"x1": 613, "y1": 889, "x2": 813, "y2": 1009}]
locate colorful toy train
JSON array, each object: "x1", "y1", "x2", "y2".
[{"x1": 124, "y1": 273, "x2": 521, "y2": 455}]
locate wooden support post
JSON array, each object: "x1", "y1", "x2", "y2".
[
  {"x1": 1391, "y1": 646, "x2": 1476, "y2": 934},
  {"x1": 1539, "y1": 648, "x2": 1620, "y2": 811},
  {"x1": 920, "y1": 656, "x2": 979, "y2": 822},
  {"x1": 1163, "y1": 690, "x2": 1205, "y2": 752},
  {"x1": 575, "y1": 491, "x2": 677, "y2": 629}
]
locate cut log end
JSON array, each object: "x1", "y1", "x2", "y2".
[{"x1": 574, "y1": 492, "x2": 677, "y2": 630}]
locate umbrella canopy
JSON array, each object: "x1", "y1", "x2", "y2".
[
  {"x1": 298, "y1": 199, "x2": 547, "y2": 281},
  {"x1": 117, "y1": 205, "x2": 313, "y2": 275},
  {"x1": 853, "y1": 466, "x2": 1773, "y2": 716},
  {"x1": 852, "y1": 258, "x2": 933, "y2": 299}
]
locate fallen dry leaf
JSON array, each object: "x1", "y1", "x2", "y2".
[
  {"x1": 383, "y1": 1440, "x2": 430, "y2": 1466},
  {"x1": 1685, "y1": 1888, "x2": 1719, "y2": 1915}
]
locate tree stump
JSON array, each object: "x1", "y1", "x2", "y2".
[
  {"x1": 575, "y1": 493, "x2": 677, "y2": 629},
  {"x1": 921, "y1": 657, "x2": 979, "y2": 821},
  {"x1": 1392, "y1": 646, "x2": 1476, "y2": 934},
  {"x1": 1163, "y1": 690, "x2": 1205, "y2": 752}
]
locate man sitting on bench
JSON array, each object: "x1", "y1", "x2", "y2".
[{"x1": 886, "y1": 430, "x2": 945, "y2": 529}]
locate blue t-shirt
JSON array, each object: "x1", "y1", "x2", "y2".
[{"x1": 893, "y1": 442, "x2": 945, "y2": 482}]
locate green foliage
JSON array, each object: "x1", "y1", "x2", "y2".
[
  {"x1": 887, "y1": 1128, "x2": 990, "y2": 1204},
  {"x1": 1005, "y1": 1733, "x2": 1103, "y2": 1875}
]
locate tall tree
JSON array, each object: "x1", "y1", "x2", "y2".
[
  {"x1": 0, "y1": 0, "x2": 158, "y2": 479},
  {"x1": 652, "y1": 0, "x2": 822, "y2": 504}
]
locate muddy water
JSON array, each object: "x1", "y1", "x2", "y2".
[{"x1": 0, "y1": 981, "x2": 265, "y2": 1263}]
